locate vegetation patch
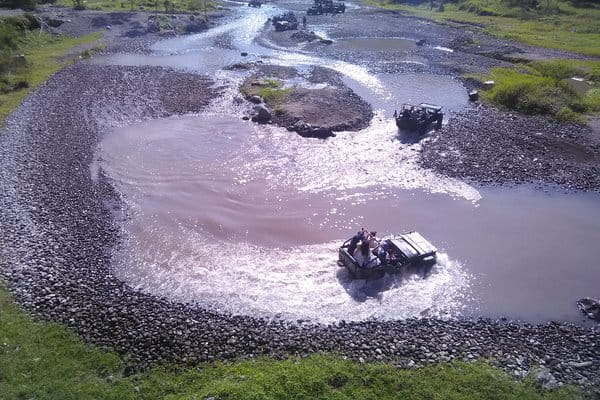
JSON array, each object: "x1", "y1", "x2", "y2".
[
  {"x1": 474, "y1": 59, "x2": 600, "y2": 122},
  {"x1": 364, "y1": 0, "x2": 600, "y2": 56},
  {"x1": 240, "y1": 77, "x2": 293, "y2": 106},
  {"x1": 0, "y1": 16, "x2": 102, "y2": 124},
  {"x1": 52, "y1": 0, "x2": 219, "y2": 13},
  {"x1": 0, "y1": 286, "x2": 138, "y2": 400}
]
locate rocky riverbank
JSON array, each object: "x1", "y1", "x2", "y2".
[{"x1": 419, "y1": 104, "x2": 600, "y2": 190}]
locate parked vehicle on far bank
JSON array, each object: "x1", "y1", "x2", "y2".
[
  {"x1": 307, "y1": 0, "x2": 346, "y2": 15},
  {"x1": 272, "y1": 12, "x2": 299, "y2": 31}
]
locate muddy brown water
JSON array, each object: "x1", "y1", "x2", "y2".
[
  {"x1": 97, "y1": 114, "x2": 600, "y2": 324},
  {"x1": 94, "y1": 3, "x2": 600, "y2": 324}
]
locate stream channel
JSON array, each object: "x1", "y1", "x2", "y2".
[{"x1": 93, "y1": 0, "x2": 600, "y2": 324}]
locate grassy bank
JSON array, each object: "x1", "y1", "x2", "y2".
[
  {"x1": 0, "y1": 286, "x2": 583, "y2": 400},
  {"x1": 0, "y1": 15, "x2": 102, "y2": 124},
  {"x1": 364, "y1": 0, "x2": 600, "y2": 56},
  {"x1": 54, "y1": 0, "x2": 219, "y2": 13},
  {"x1": 472, "y1": 59, "x2": 600, "y2": 121}
]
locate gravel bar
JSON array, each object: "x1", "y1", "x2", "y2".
[{"x1": 419, "y1": 105, "x2": 600, "y2": 191}]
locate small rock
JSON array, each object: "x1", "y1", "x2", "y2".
[
  {"x1": 248, "y1": 95, "x2": 262, "y2": 104},
  {"x1": 482, "y1": 80, "x2": 495, "y2": 90},
  {"x1": 577, "y1": 297, "x2": 600, "y2": 321},
  {"x1": 569, "y1": 361, "x2": 593, "y2": 368}
]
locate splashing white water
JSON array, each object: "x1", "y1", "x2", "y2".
[{"x1": 115, "y1": 215, "x2": 471, "y2": 323}]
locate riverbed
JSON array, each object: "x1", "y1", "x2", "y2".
[{"x1": 91, "y1": 1, "x2": 600, "y2": 325}]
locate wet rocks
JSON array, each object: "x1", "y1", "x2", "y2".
[
  {"x1": 251, "y1": 104, "x2": 272, "y2": 123},
  {"x1": 287, "y1": 120, "x2": 334, "y2": 138},
  {"x1": 577, "y1": 298, "x2": 600, "y2": 322},
  {"x1": 248, "y1": 95, "x2": 263, "y2": 104},
  {"x1": 290, "y1": 30, "x2": 322, "y2": 43},
  {"x1": 45, "y1": 17, "x2": 66, "y2": 28},
  {"x1": 147, "y1": 14, "x2": 208, "y2": 34}
]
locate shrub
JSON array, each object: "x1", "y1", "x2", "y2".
[
  {"x1": 556, "y1": 106, "x2": 583, "y2": 122},
  {"x1": 1, "y1": 14, "x2": 40, "y2": 32},
  {"x1": 529, "y1": 59, "x2": 600, "y2": 82},
  {"x1": 0, "y1": 0, "x2": 38, "y2": 10},
  {"x1": 585, "y1": 88, "x2": 600, "y2": 111},
  {"x1": 458, "y1": 0, "x2": 500, "y2": 15},
  {"x1": 529, "y1": 60, "x2": 577, "y2": 81}
]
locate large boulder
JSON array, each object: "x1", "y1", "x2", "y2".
[
  {"x1": 287, "y1": 120, "x2": 334, "y2": 139},
  {"x1": 45, "y1": 17, "x2": 65, "y2": 28},
  {"x1": 248, "y1": 95, "x2": 263, "y2": 104},
  {"x1": 251, "y1": 105, "x2": 272, "y2": 124},
  {"x1": 577, "y1": 297, "x2": 600, "y2": 321},
  {"x1": 183, "y1": 20, "x2": 207, "y2": 33},
  {"x1": 290, "y1": 30, "x2": 320, "y2": 43},
  {"x1": 535, "y1": 368, "x2": 559, "y2": 390}
]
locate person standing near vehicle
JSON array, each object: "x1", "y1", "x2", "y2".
[{"x1": 354, "y1": 240, "x2": 380, "y2": 268}]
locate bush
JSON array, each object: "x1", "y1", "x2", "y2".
[
  {"x1": 585, "y1": 88, "x2": 600, "y2": 111},
  {"x1": 0, "y1": 0, "x2": 38, "y2": 10},
  {"x1": 529, "y1": 60, "x2": 577, "y2": 81},
  {"x1": 556, "y1": 106, "x2": 583, "y2": 123},
  {"x1": 458, "y1": 0, "x2": 500, "y2": 15}
]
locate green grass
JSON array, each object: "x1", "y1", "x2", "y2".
[
  {"x1": 0, "y1": 285, "x2": 584, "y2": 400},
  {"x1": 259, "y1": 86, "x2": 292, "y2": 104},
  {"x1": 0, "y1": 286, "x2": 138, "y2": 400},
  {"x1": 468, "y1": 59, "x2": 600, "y2": 121},
  {"x1": 0, "y1": 31, "x2": 102, "y2": 125},
  {"x1": 364, "y1": 0, "x2": 600, "y2": 56},
  {"x1": 138, "y1": 357, "x2": 583, "y2": 400},
  {"x1": 240, "y1": 78, "x2": 293, "y2": 106},
  {"x1": 55, "y1": 0, "x2": 219, "y2": 13}
]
